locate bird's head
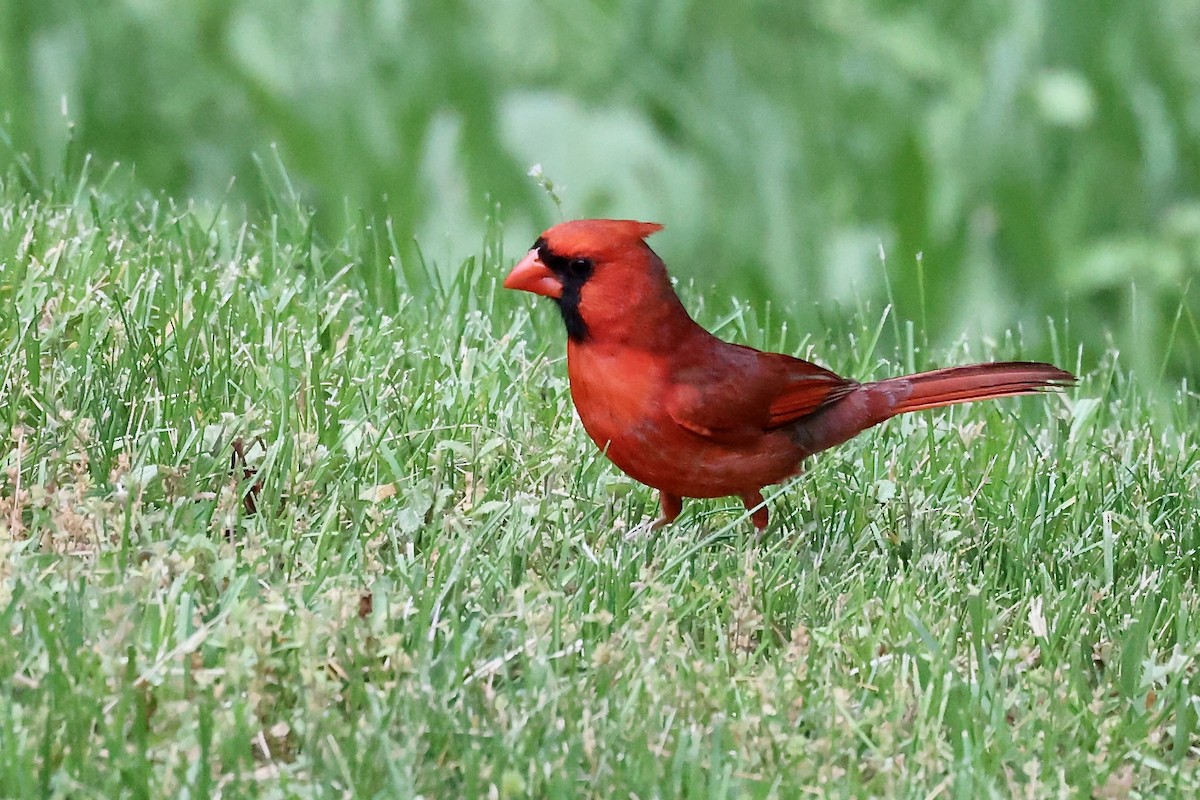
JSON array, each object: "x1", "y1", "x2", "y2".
[{"x1": 504, "y1": 219, "x2": 676, "y2": 342}]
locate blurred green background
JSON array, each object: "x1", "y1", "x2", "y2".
[{"x1": 3, "y1": 0, "x2": 1198, "y2": 377}]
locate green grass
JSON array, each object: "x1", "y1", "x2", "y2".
[{"x1": 3, "y1": 172, "x2": 1200, "y2": 798}]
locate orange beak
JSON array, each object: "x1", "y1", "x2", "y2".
[{"x1": 503, "y1": 249, "x2": 563, "y2": 299}]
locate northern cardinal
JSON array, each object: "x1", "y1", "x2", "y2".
[{"x1": 504, "y1": 219, "x2": 1074, "y2": 531}]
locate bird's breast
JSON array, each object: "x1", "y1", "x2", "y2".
[{"x1": 566, "y1": 343, "x2": 669, "y2": 452}]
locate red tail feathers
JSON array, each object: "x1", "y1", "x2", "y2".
[{"x1": 882, "y1": 362, "x2": 1076, "y2": 415}]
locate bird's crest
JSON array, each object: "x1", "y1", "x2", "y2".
[{"x1": 540, "y1": 219, "x2": 663, "y2": 258}]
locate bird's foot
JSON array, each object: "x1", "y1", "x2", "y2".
[
  {"x1": 623, "y1": 516, "x2": 666, "y2": 541},
  {"x1": 623, "y1": 492, "x2": 683, "y2": 541}
]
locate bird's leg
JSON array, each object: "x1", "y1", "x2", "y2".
[
  {"x1": 651, "y1": 492, "x2": 683, "y2": 530},
  {"x1": 739, "y1": 491, "x2": 769, "y2": 531}
]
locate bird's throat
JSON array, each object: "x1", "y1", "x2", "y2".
[{"x1": 554, "y1": 291, "x2": 588, "y2": 342}]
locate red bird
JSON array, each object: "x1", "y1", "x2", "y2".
[{"x1": 504, "y1": 219, "x2": 1074, "y2": 531}]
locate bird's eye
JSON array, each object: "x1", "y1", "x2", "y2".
[{"x1": 568, "y1": 258, "x2": 591, "y2": 274}]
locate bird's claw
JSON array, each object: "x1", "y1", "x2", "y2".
[{"x1": 623, "y1": 516, "x2": 669, "y2": 542}]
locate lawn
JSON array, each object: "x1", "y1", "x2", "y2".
[{"x1": 2, "y1": 173, "x2": 1199, "y2": 797}]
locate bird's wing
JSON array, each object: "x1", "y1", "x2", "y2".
[
  {"x1": 666, "y1": 344, "x2": 856, "y2": 443},
  {"x1": 762, "y1": 352, "x2": 858, "y2": 428}
]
